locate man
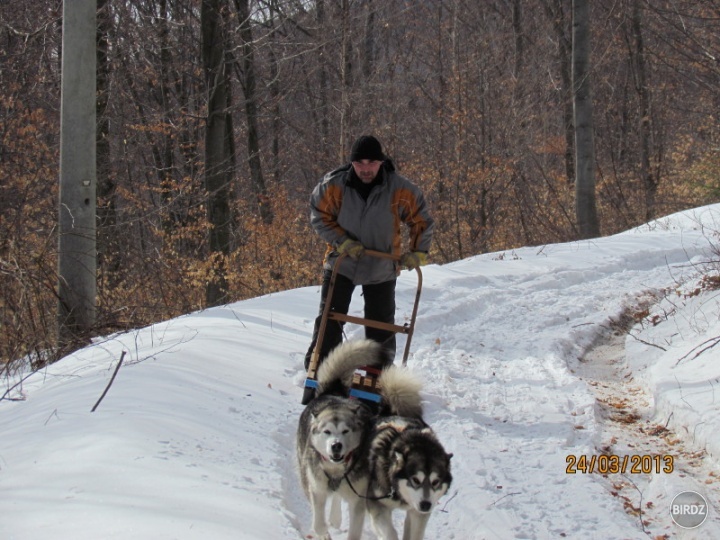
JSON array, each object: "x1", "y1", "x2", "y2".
[{"x1": 304, "y1": 135, "x2": 434, "y2": 372}]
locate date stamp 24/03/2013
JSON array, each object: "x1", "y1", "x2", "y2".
[{"x1": 566, "y1": 454, "x2": 674, "y2": 475}]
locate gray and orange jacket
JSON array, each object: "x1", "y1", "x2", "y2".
[{"x1": 310, "y1": 161, "x2": 434, "y2": 285}]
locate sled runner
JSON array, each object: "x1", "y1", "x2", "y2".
[{"x1": 302, "y1": 250, "x2": 423, "y2": 405}]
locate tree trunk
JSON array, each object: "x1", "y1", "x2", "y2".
[
  {"x1": 543, "y1": 0, "x2": 575, "y2": 183},
  {"x1": 362, "y1": 0, "x2": 376, "y2": 79},
  {"x1": 158, "y1": 0, "x2": 178, "y2": 229},
  {"x1": 317, "y1": 0, "x2": 330, "y2": 149},
  {"x1": 630, "y1": 0, "x2": 656, "y2": 221},
  {"x1": 58, "y1": 0, "x2": 97, "y2": 353},
  {"x1": 339, "y1": 0, "x2": 352, "y2": 160},
  {"x1": 96, "y1": 0, "x2": 119, "y2": 283},
  {"x1": 267, "y1": 20, "x2": 281, "y2": 183},
  {"x1": 572, "y1": 0, "x2": 600, "y2": 239},
  {"x1": 235, "y1": 0, "x2": 273, "y2": 224},
  {"x1": 202, "y1": 0, "x2": 233, "y2": 306},
  {"x1": 358, "y1": 0, "x2": 376, "y2": 124}
]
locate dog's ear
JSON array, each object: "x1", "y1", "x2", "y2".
[
  {"x1": 349, "y1": 400, "x2": 371, "y2": 419},
  {"x1": 349, "y1": 400, "x2": 363, "y2": 413},
  {"x1": 393, "y1": 451, "x2": 405, "y2": 468}
]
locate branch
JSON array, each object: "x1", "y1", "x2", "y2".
[
  {"x1": 1, "y1": 367, "x2": 37, "y2": 402},
  {"x1": 622, "y1": 475, "x2": 647, "y2": 535},
  {"x1": 91, "y1": 351, "x2": 126, "y2": 412},
  {"x1": 488, "y1": 491, "x2": 521, "y2": 507},
  {"x1": 675, "y1": 336, "x2": 720, "y2": 366}
]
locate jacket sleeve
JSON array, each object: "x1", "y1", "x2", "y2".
[
  {"x1": 395, "y1": 179, "x2": 434, "y2": 253},
  {"x1": 309, "y1": 174, "x2": 348, "y2": 247}
]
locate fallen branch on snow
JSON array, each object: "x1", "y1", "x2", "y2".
[{"x1": 91, "y1": 350, "x2": 126, "y2": 412}]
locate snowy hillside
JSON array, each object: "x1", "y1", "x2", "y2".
[{"x1": 2, "y1": 205, "x2": 720, "y2": 539}]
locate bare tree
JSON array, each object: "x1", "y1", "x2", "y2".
[
  {"x1": 96, "y1": 0, "x2": 121, "y2": 290},
  {"x1": 315, "y1": 0, "x2": 330, "y2": 151},
  {"x1": 202, "y1": 0, "x2": 234, "y2": 306},
  {"x1": 572, "y1": 0, "x2": 600, "y2": 238},
  {"x1": 234, "y1": 0, "x2": 273, "y2": 223},
  {"x1": 338, "y1": 0, "x2": 353, "y2": 157},
  {"x1": 628, "y1": 0, "x2": 656, "y2": 220},
  {"x1": 543, "y1": 0, "x2": 575, "y2": 184}
]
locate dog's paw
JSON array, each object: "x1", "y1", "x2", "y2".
[{"x1": 311, "y1": 526, "x2": 332, "y2": 540}]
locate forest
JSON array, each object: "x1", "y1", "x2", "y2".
[{"x1": 1, "y1": 0, "x2": 719, "y2": 368}]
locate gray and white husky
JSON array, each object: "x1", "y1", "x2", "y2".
[
  {"x1": 297, "y1": 339, "x2": 397, "y2": 540},
  {"x1": 365, "y1": 367, "x2": 453, "y2": 540}
]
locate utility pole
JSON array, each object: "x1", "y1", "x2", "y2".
[{"x1": 57, "y1": 0, "x2": 97, "y2": 352}]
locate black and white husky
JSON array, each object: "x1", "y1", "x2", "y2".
[
  {"x1": 365, "y1": 367, "x2": 453, "y2": 540},
  {"x1": 296, "y1": 339, "x2": 452, "y2": 540},
  {"x1": 297, "y1": 339, "x2": 415, "y2": 540}
]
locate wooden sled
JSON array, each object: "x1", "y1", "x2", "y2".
[{"x1": 301, "y1": 250, "x2": 423, "y2": 405}]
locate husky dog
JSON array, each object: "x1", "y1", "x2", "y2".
[
  {"x1": 365, "y1": 367, "x2": 453, "y2": 540},
  {"x1": 296, "y1": 339, "x2": 388, "y2": 540}
]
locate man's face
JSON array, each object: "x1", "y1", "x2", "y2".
[{"x1": 352, "y1": 159, "x2": 383, "y2": 183}]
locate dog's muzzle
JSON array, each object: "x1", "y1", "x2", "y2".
[
  {"x1": 324, "y1": 443, "x2": 353, "y2": 464},
  {"x1": 330, "y1": 442, "x2": 345, "y2": 462}
]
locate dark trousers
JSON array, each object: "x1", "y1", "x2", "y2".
[{"x1": 304, "y1": 270, "x2": 396, "y2": 370}]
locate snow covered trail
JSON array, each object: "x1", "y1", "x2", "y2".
[
  {"x1": 363, "y1": 221, "x2": 720, "y2": 539},
  {"x1": 576, "y1": 326, "x2": 719, "y2": 539}
]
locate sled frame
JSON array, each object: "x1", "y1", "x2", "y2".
[{"x1": 302, "y1": 250, "x2": 423, "y2": 404}]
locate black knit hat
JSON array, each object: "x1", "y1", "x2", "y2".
[{"x1": 350, "y1": 135, "x2": 385, "y2": 162}]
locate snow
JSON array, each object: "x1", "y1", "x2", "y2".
[{"x1": 3, "y1": 204, "x2": 720, "y2": 539}]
